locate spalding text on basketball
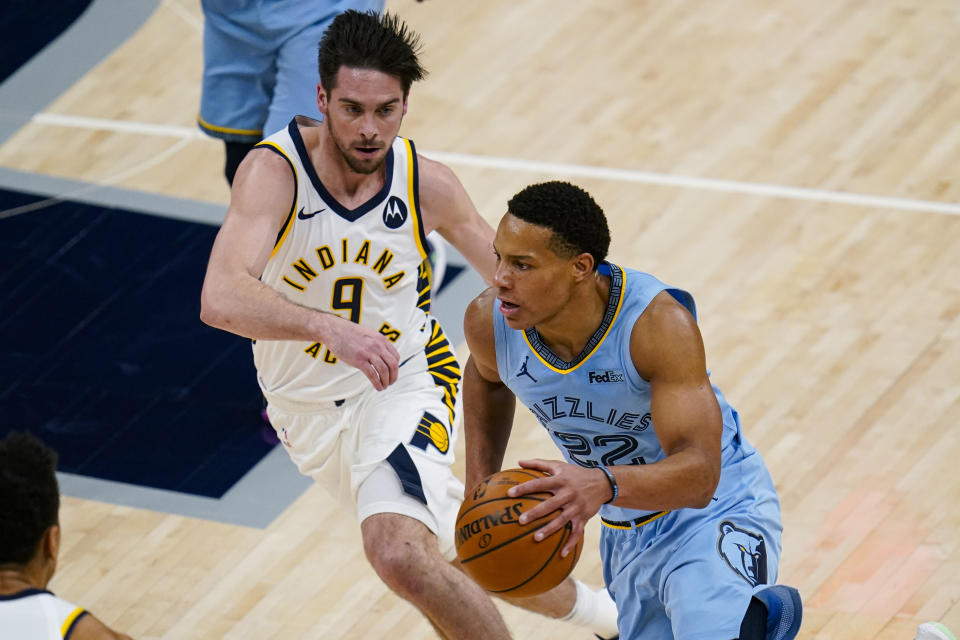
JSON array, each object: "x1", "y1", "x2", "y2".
[{"x1": 455, "y1": 503, "x2": 525, "y2": 547}]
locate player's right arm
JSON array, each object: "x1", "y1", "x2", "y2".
[
  {"x1": 199, "y1": 150, "x2": 399, "y2": 390},
  {"x1": 462, "y1": 288, "x2": 517, "y2": 495}
]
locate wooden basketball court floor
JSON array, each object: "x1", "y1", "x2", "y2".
[{"x1": 1, "y1": 0, "x2": 959, "y2": 638}]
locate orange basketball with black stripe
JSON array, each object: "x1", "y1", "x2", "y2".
[{"x1": 455, "y1": 468, "x2": 582, "y2": 597}]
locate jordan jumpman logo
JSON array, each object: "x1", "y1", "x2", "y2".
[{"x1": 516, "y1": 355, "x2": 537, "y2": 382}]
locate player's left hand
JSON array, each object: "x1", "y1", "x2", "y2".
[{"x1": 507, "y1": 458, "x2": 612, "y2": 557}]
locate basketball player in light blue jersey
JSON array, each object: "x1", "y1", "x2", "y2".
[
  {"x1": 463, "y1": 181, "x2": 803, "y2": 639},
  {"x1": 201, "y1": 12, "x2": 618, "y2": 639}
]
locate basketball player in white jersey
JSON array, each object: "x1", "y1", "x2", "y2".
[
  {"x1": 0, "y1": 432, "x2": 133, "y2": 640},
  {"x1": 200, "y1": 11, "x2": 617, "y2": 639}
]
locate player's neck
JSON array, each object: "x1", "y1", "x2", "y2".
[
  {"x1": 0, "y1": 565, "x2": 47, "y2": 595},
  {"x1": 310, "y1": 126, "x2": 387, "y2": 206},
  {"x1": 535, "y1": 272, "x2": 611, "y2": 361}
]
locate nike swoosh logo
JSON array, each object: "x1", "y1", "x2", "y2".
[{"x1": 297, "y1": 207, "x2": 326, "y2": 220}]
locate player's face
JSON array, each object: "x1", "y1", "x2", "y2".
[
  {"x1": 318, "y1": 67, "x2": 407, "y2": 175},
  {"x1": 493, "y1": 214, "x2": 579, "y2": 330}
]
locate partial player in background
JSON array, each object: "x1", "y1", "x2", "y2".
[
  {"x1": 463, "y1": 181, "x2": 802, "y2": 639},
  {"x1": 0, "y1": 432, "x2": 134, "y2": 640},
  {"x1": 201, "y1": 12, "x2": 616, "y2": 639},
  {"x1": 199, "y1": 0, "x2": 384, "y2": 186}
]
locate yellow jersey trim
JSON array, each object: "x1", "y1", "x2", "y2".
[
  {"x1": 61, "y1": 606, "x2": 86, "y2": 638},
  {"x1": 524, "y1": 268, "x2": 627, "y2": 374},
  {"x1": 254, "y1": 141, "x2": 299, "y2": 261},
  {"x1": 404, "y1": 138, "x2": 428, "y2": 261}
]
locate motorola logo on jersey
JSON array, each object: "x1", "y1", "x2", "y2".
[
  {"x1": 383, "y1": 196, "x2": 408, "y2": 229},
  {"x1": 588, "y1": 370, "x2": 625, "y2": 384}
]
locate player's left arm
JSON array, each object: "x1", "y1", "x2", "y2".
[
  {"x1": 616, "y1": 290, "x2": 724, "y2": 508},
  {"x1": 416, "y1": 154, "x2": 496, "y2": 284},
  {"x1": 511, "y1": 291, "x2": 722, "y2": 554}
]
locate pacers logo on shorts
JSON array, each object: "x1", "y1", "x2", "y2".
[{"x1": 410, "y1": 411, "x2": 449, "y2": 454}]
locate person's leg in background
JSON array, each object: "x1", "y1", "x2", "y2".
[{"x1": 198, "y1": 2, "x2": 274, "y2": 185}]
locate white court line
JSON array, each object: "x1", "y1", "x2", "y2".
[
  {"x1": 162, "y1": 0, "x2": 203, "y2": 31},
  {"x1": 31, "y1": 112, "x2": 960, "y2": 216},
  {"x1": 34, "y1": 113, "x2": 203, "y2": 139}
]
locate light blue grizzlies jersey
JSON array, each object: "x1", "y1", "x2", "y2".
[{"x1": 493, "y1": 263, "x2": 761, "y2": 526}]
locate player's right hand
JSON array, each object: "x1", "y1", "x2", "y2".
[{"x1": 322, "y1": 316, "x2": 400, "y2": 391}]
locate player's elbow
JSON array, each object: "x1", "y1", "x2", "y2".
[
  {"x1": 691, "y1": 486, "x2": 717, "y2": 509},
  {"x1": 690, "y1": 455, "x2": 721, "y2": 509},
  {"x1": 199, "y1": 280, "x2": 229, "y2": 330}
]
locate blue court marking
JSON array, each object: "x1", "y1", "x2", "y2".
[{"x1": 0, "y1": 187, "x2": 273, "y2": 499}]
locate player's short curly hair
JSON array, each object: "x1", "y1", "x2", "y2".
[
  {"x1": 318, "y1": 10, "x2": 427, "y2": 96},
  {"x1": 0, "y1": 432, "x2": 60, "y2": 565},
  {"x1": 507, "y1": 181, "x2": 610, "y2": 269}
]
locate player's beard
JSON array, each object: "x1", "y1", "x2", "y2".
[{"x1": 327, "y1": 117, "x2": 386, "y2": 175}]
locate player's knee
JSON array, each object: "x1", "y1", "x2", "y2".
[
  {"x1": 366, "y1": 542, "x2": 429, "y2": 599},
  {"x1": 362, "y1": 522, "x2": 435, "y2": 598}
]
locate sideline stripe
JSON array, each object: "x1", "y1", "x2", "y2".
[
  {"x1": 422, "y1": 150, "x2": 960, "y2": 216},
  {"x1": 29, "y1": 112, "x2": 960, "y2": 217}
]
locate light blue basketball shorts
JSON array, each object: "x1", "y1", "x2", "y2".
[
  {"x1": 600, "y1": 450, "x2": 784, "y2": 639},
  {"x1": 199, "y1": 0, "x2": 383, "y2": 143}
]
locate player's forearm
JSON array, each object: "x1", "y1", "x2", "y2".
[
  {"x1": 462, "y1": 358, "x2": 516, "y2": 491},
  {"x1": 200, "y1": 272, "x2": 334, "y2": 342},
  {"x1": 609, "y1": 446, "x2": 719, "y2": 511},
  {"x1": 443, "y1": 217, "x2": 496, "y2": 286}
]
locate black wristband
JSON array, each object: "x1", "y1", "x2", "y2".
[{"x1": 597, "y1": 465, "x2": 618, "y2": 504}]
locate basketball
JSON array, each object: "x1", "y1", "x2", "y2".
[{"x1": 455, "y1": 468, "x2": 582, "y2": 598}]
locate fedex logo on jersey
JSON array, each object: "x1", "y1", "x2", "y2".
[{"x1": 588, "y1": 369, "x2": 625, "y2": 384}]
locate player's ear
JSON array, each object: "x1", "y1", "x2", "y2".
[
  {"x1": 317, "y1": 83, "x2": 328, "y2": 114},
  {"x1": 570, "y1": 252, "x2": 595, "y2": 282},
  {"x1": 43, "y1": 524, "x2": 60, "y2": 561}
]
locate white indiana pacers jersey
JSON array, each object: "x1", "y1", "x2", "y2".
[
  {"x1": 0, "y1": 589, "x2": 87, "y2": 639},
  {"x1": 252, "y1": 117, "x2": 435, "y2": 406}
]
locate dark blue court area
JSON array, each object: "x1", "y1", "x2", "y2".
[
  {"x1": 0, "y1": 189, "x2": 274, "y2": 498},
  {"x1": 0, "y1": 0, "x2": 95, "y2": 85}
]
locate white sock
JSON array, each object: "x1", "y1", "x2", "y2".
[{"x1": 560, "y1": 579, "x2": 619, "y2": 638}]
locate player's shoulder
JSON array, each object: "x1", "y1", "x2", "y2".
[
  {"x1": 247, "y1": 142, "x2": 297, "y2": 173},
  {"x1": 636, "y1": 289, "x2": 698, "y2": 334},
  {"x1": 232, "y1": 145, "x2": 297, "y2": 195},
  {"x1": 464, "y1": 287, "x2": 498, "y2": 345},
  {"x1": 415, "y1": 152, "x2": 462, "y2": 200},
  {"x1": 631, "y1": 290, "x2": 706, "y2": 379},
  {"x1": 70, "y1": 610, "x2": 132, "y2": 640}
]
